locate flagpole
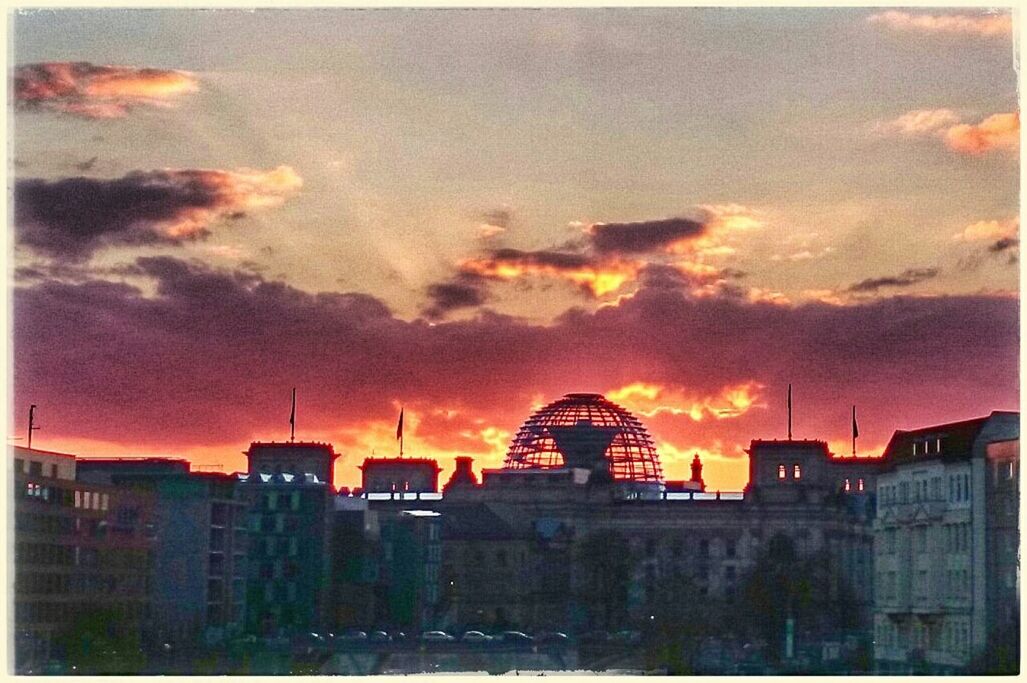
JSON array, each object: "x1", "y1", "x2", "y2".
[
  {"x1": 852, "y1": 405, "x2": 857, "y2": 457},
  {"x1": 290, "y1": 388, "x2": 296, "y2": 442},
  {"x1": 787, "y1": 384, "x2": 792, "y2": 440}
]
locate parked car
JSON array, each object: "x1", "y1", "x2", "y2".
[
  {"x1": 498, "y1": 631, "x2": 533, "y2": 644},
  {"x1": 536, "y1": 631, "x2": 570, "y2": 644},
  {"x1": 389, "y1": 631, "x2": 408, "y2": 642},
  {"x1": 369, "y1": 631, "x2": 392, "y2": 643},
  {"x1": 420, "y1": 630, "x2": 455, "y2": 642},
  {"x1": 334, "y1": 629, "x2": 368, "y2": 645},
  {"x1": 461, "y1": 630, "x2": 493, "y2": 643}
]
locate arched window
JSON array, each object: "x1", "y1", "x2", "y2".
[
  {"x1": 844, "y1": 479, "x2": 851, "y2": 492},
  {"x1": 777, "y1": 464, "x2": 786, "y2": 480},
  {"x1": 858, "y1": 478, "x2": 865, "y2": 492},
  {"x1": 793, "y1": 464, "x2": 802, "y2": 479}
]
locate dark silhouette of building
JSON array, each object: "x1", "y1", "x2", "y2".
[
  {"x1": 75, "y1": 458, "x2": 250, "y2": 648},
  {"x1": 237, "y1": 470, "x2": 333, "y2": 636},
  {"x1": 361, "y1": 457, "x2": 441, "y2": 493},
  {"x1": 12, "y1": 447, "x2": 154, "y2": 672},
  {"x1": 366, "y1": 392, "x2": 886, "y2": 647},
  {"x1": 985, "y1": 438, "x2": 1019, "y2": 642},
  {"x1": 245, "y1": 441, "x2": 338, "y2": 489},
  {"x1": 443, "y1": 456, "x2": 479, "y2": 493},
  {"x1": 378, "y1": 510, "x2": 443, "y2": 631}
]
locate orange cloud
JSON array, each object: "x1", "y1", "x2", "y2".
[
  {"x1": 954, "y1": 216, "x2": 1019, "y2": 242},
  {"x1": 607, "y1": 381, "x2": 763, "y2": 422},
  {"x1": 944, "y1": 113, "x2": 1019, "y2": 155},
  {"x1": 877, "y1": 110, "x2": 1019, "y2": 156},
  {"x1": 868, "y1": 11, "x2": 1012, "y2": 37},
  {"x1": 460, "y1": 250, "x2": 641, "y2": 297},
  {"x1": 15, "y1": 62, "x2": 198, "y2": 119}
]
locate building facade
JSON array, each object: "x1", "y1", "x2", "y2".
[
  {"x1": 361, "y1": 457, "x2": 442, "y2": 493},
  {"x1": 12, "y1": 447, "x2": 155, "y2": 672},
  {"x1": 238, "y1": 471, "x2": 334, "y2": 636},
  {"x1": 75, "y1": 458, "x2": 250, "y2": 647},
  {"x1": 872, "y1": 411, "x2": 1019, "y2": 673}
]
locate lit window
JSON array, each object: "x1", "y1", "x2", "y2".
[
  {"x1": 858, "y1": 478, "x2": 865, "y2": 492},
  {"x1": 793, "y1": 464, "x2": 802, "y2": 480},
  {"x1": 777, "y1": 464, "x2": 786, "y2": 480},
  {"x1": 844, "y1": 479, "x2": 851, "y2": 492},
  {"x1": 935, "y1": 438, "x2": 942, "y2": 453},
  {"x1": 913, "y1": 442, "x2": 918, "y2": 456}
]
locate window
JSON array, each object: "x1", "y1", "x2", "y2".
[
  {"x1": 290, "y1": 492, "x2": 300, "y2": 511},
  {"x1": 267, "y1": 493, "x2": 278, "y2": 511},
  {"x1": 964, "y1": 474, "x2": 970, "y2": 501},
  {"x1": 13, "y1": 458, "x2": 24, "y2": 474},
  {"x1": 936, "y1": 438, "x2": 942, "y2": 453},
  {"x1": 858, "y1": 478, "x2": 865, "y2": 492},
  {"x1": 726, "y1": 540, "x2": 736, "y2": 558},
  {"x1": 29, "y1": 461, "x2": 42, "y2": 476},
  {"x1": 913, "y1": 442, "x2": 918, "y2": 456},
  {"x1": 777, "y1": 464, "x2": 786, "y2": 480},
  {"x1": 844, "y1": 479, "x2": 851, "y2": 492},
  {"x1": 48, "y1": 464, "x2": 57, "y2": 478},
  {"x1": 793, "y1": 464, "x2": 802, "y2": 480}
]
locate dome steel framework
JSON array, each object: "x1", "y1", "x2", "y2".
[{"x1": 503, "y1": 393, "x2": 664, "y2": 483}]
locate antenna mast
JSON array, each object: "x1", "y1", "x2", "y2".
[{"x1": 27, "y1": 404, "x2": 40, "y2": 449}]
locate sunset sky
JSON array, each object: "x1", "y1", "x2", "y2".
[{"x1": 11, "y1": 8, "x2": 1019, "y2": 491}]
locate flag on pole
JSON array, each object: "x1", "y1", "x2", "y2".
[
  {"x1": 289, "y1": 388, "x2": 296, "y2": 441},
  {"x1": 396, "y1": 407, "x2": 404, "y2": 457}
]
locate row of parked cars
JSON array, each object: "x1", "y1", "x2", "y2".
[{"x1": 297, "y1": 628, "x2": 644, "y2": 650}]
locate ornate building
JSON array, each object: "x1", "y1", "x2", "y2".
[
  {"x1": 365, "y1": 392, "x2": 884, "y2": 648},
  {"x1": 872, "y1": 411, "x2": 1019, "y2": 673}
]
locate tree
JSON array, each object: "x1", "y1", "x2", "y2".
[
  {"x1": 53, "y1": 607, "x2": 145, "y2": 674},
  {"x1": 739, "y1": 532, "x2": 834, "y2": 662}
]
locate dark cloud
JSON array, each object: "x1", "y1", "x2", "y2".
[
  {"x1": 422, "y1": 273, "x2": 490, "y2": 320},
  {"x1": 14, "y1": 257, "x2": 1017, "y2": 465},
  {"x1": 15, "y1": 166, "x2": 301, "y2": 262},
  {"x1": 588, "y1": 217, "x2": 707, "y2": 254},
  {"x1": 990, "y1": 237, "x2": 1019, "y2": 253},
  {"x1": 847, "y1": 267, "x2": 940, "y2": 293},
  {"x1": 486, "y1": 248, "x2": 596, "y2": 270}
]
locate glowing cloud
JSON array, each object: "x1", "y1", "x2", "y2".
[
  {"x1": 944, "y1": 113, "x2": 1019, "y2": 155},
  {"x1": 15, "y1": 62, "x2": 199, "y2": 118},
  {"x1": 868, "y1": 11, "x2": 1012, "y2": 38},
  {"x1": 875, "y1": 109, "x2": 960, "y2": 136},
  {"x1": 607, "y1": 381, "x2": 763, "y2": 422},
  {"x1": 459, "y1": 249, "x2": 641, "y2": 297},
  {"x1": 954, "y1": 217, "x2": 1019, "y2": 242}
]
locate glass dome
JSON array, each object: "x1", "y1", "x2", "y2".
[{"x1": 503, "y1": 393, "x2": 663, "y2": 483}]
